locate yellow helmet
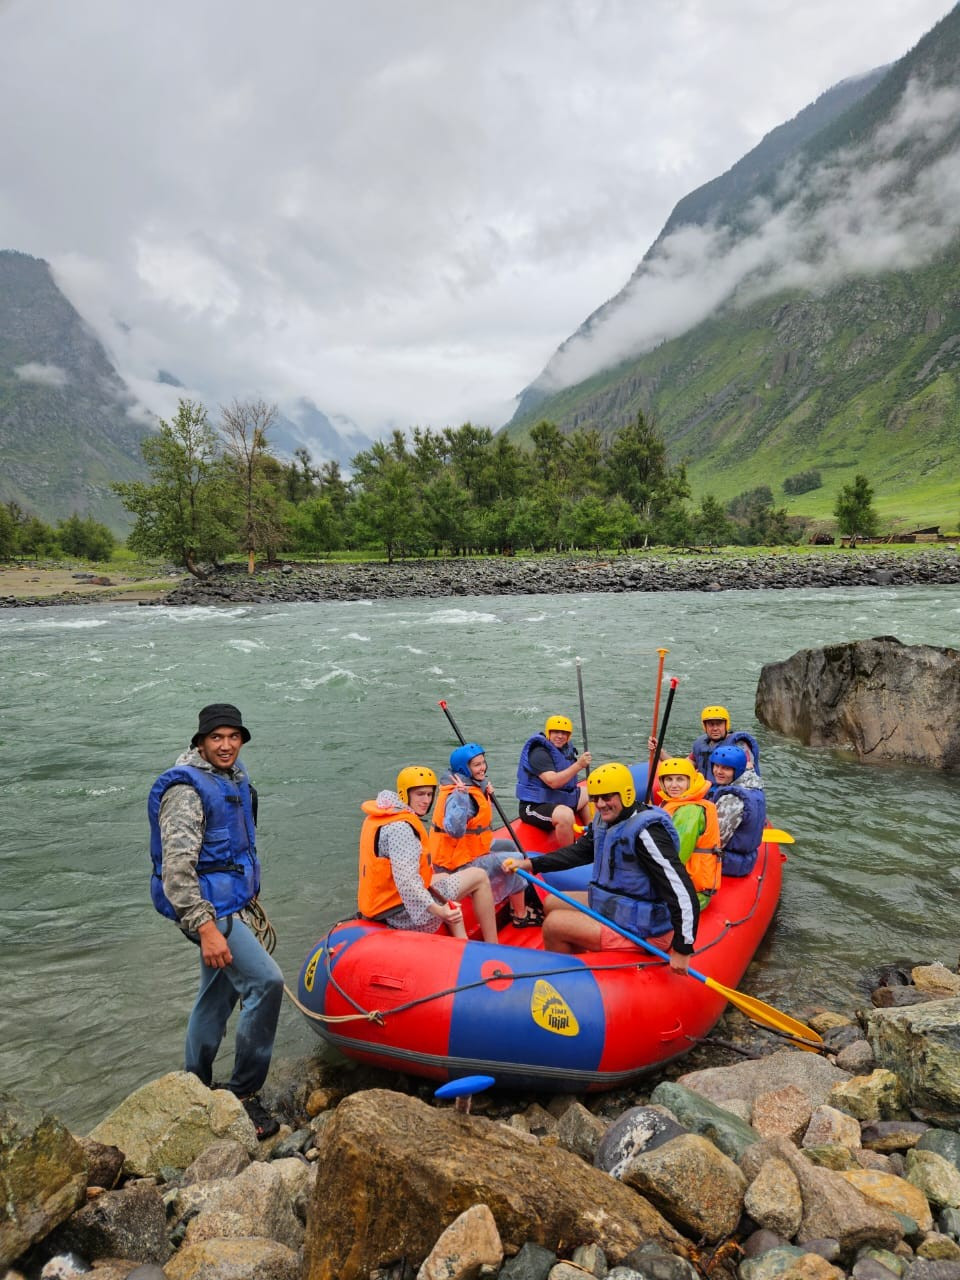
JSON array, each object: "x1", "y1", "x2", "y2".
[
  {"x1": 657, "y1": 756, "x2": 695, "y2": 782},
  {"x1": 587, "y1": 762, "x2": 636, "y2": 806},
  {"x1": 396, "y1": 766, "x2": 438, "y2": 805},
  {"x1": 545, "y1": 715, "x2": 573, "y2": 734},
  {"x1": 701, "y1": 705, "x2": 730, "y2": 730}
]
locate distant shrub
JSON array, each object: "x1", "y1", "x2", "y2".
[{"x1": 783, "y1": 469, "x2": 823, "y2": 495}]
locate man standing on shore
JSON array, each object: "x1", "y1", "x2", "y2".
[{"x1": 148, "y1": 703, "x2": 283, "y2": 1139}]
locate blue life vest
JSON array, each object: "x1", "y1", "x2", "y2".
[
  {"x1": 709, "y1": 783, "x2": 766, "y2": 877},
  {"x1": 588, "y1": 806, "x2": 679, "y2": 938},
  {"x1": 691, "y1": 731, "x2": 761, "y2": 779},
  {"x1": 148, "y1": 764, "x2": 260, "y2": 921},
  {"x1": 515, "y1": 734, "x2": 580, "y2": 807}
]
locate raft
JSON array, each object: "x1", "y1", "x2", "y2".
[{"x1": 296, "y1": 823, "x2": 786, "y2": 1093}]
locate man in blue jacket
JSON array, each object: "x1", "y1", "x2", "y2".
[{"x1": 148, "y1": 703, "x2": 283, "y2": 1139}]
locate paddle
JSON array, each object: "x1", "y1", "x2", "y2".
[
  {"x1": 644, "y1": 676, "x2": 678, "y2": 805},
  {"x1": 438, "y1": 699, "x2": 528, "y2": 856},
  {"x1": 575, "y1": 657, "x2": 589, "y2": 754},
  {"x1": 764, "y1": 827, "x2": 795, "y2": 845},
  {"x1": 516, "y1": 868, "x2": 823, "y2": 1052},
  {"x1": 646, "y1": 647, "x2": 668, "y2": 778}
]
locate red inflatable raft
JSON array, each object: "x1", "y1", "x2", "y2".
[{"x1": 296, "y1": 826, "x2": 785, "y2": 1093}]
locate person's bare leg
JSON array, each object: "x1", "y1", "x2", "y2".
[
  {"x1": 541, "y1": 889, "x2": 587, "y2": 916},
  {"x1": 551, "y1": 804, "x2": 576, "y2": 846},
  {"x1": 459, "y1": 868, "x2": 499, "y2": 944},
  {"x1": 542, "y1": 907, "x2": 602, "y2": 954}
]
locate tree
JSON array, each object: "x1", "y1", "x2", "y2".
[
  {"x1": 114, "y1": 399, "x2": 234, "y2": 578},
  {"x1": 783, "y1": 469, "x2": 822, "y2": 495},
  {"x1": 693, "y1": 495, "x2": 734, "y2": 545},
  {"x1": 220, "y1": 398, "x2": 282, "y2": 574},
  {"x1": 351, "y1": 443, "x2": 422, "y2": 562},
  {"x1": 834, "y1": 474, "x2": 879, "y2": 545},
  {"x1": 57, "y1": 513, "x2": 115, "y2": 560},
  {"x1": 0, "y1": 503, "x2": 18, "y2": 559}
]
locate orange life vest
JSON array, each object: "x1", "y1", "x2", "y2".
[
  {"x1": 428, "y1": 783, "x2": 494, "y2": 870},
  {"x1": 659, "y1": 794, "x2": 722, "y2": 896},
  {"x1": 357, "y1": 801, "x2": 431, "y2": 919}
]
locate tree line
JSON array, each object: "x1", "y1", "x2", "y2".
[
  {"x1": 110, "y1": 398, "x2": 850, "y2": 577},
  {"x1": 0, "y1": 397, "x2": 882, "y2": 572}
]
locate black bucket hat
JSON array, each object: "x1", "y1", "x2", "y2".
[{"x1": 191, "y1": 702, "x2": 252, "y2": 747}]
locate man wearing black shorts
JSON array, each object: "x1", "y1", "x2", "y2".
[{"x1": 516, "y1": 714, "x2": 591, "y2": 846}]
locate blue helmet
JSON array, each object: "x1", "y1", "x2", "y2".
[
  {"x1": 711, "y1": 744, "x2": 746, "y2": 777},
  {"x1": 450, "y1": 743, "x2": 485, "y2": 777}
]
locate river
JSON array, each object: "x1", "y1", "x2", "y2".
[{"x1": 2, "y1": 584, "x2": 958, "y2": 1130}]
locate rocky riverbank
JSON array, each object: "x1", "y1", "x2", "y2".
[
  {"x1": 9, "y1": 960, "x2": 960, "y2": 1280},
  {"x1": 3, "y1": 549, "x2": 959, "y2": 609},
  {"x1": 158, "y1": 549, "x2": 960, "y2": 608}
]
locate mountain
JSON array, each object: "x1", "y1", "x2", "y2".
[
  {"x1": 508, "y1": 7, "x2": 960, "y2": 528},
  {"x1": 270, "y1": 398, "x2": 375, "y2": 469},
  {"x1": 0, "y1": 250, "x2": 152, "y2": 529}
]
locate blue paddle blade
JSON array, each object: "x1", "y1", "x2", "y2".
[{"x1": 434, "y1": 1074, "x2": 496, "y2": 1099}]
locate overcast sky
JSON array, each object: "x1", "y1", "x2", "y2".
[{"x1": 0, "y1": 0, "x2": 954, "y2": 437}]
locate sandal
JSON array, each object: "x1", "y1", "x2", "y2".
[{"x1": 510, "y1": 908, "x2": 542, "y2": 929}]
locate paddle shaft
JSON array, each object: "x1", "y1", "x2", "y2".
[
  {"x1": 516, "y1": 867, "x2": 823, "y2": 1049},
  {"x1": 437, "y1": 699, "x2": 527, "y2": 855},
  {"x1": 647, "y1": 648, "x2": 668, "y2": 778},
  {"x1": 576, "y1": 658, "x2": 589, "y2": 754},
  {"x1": 644, "y1": 677, "x2": 678, "y2": 805}
]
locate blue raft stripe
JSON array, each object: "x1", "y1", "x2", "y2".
[{"x1": 447, "y1": 941, "x2": 607, "y2": 1073}]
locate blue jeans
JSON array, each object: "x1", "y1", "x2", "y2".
[{"x1": 184, "y1": 915, "x2": 284, "y2": 1099}]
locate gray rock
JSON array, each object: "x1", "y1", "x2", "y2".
[
  {"x1": 903, "y1": 1263, "x2": 960, "y2": 1280},
  {"x1": 500, "y1": 1242, "x2": 557, "y2": 1280},
  {"x1": 648, "y1": 1082, "x2": 760, "y2": 1162},
  {"x1": 741, "y1": 1230, "x2": 791, "y2": 1259},
  {"x1": 919, "y1": 1133, "x2": 960, "y2": 1172},
  {"x1": 740, "y1": 1135, "x2": 904, "y2": 1258},
  {"x1": 940, "y1": 1207, "x2": 960, "y2": 1239},
  {"x1": 47, "y1": 1182, "x2": 171, "y2": 1265},
  {"x1": 0, "y1": 1092, "x2": 87, "y2": 1268},
  {"x1": 181, "y1": 1138, "x2": 252, "y2": 1184},
  {"x1": 839, "y1": 1043, "x2": 878, "y2": 1074},
  {"x1": 620, "y1": 1242, "x2": 699, "y2": 1280},
  {"x1": 571, "y1": 1243, "x2": 607, "y2": 1276},
  {"x1": 804, "y1": 1240, "x2": 843, "y2": 1263},
  {"x1": 88, "y1": 1072, "x2": 257, "y2": 1177},
  {"x1": 169, "y1": 1160, "x2": 303, "y2": 1250},
  {"x1": 595, "y1": 1106, "x2": 688, "y2": 1177},
  {"x1": 755, "y1": 638, "x2": 960, "y2": 770},
  {"x1": 867, "y1": 1001, "x2": 960, "y2": 1111},
  {"x1": 674, "y1": 1048, "x2": 850, "y2": 1110},
  {"x1": 556, "y1": 1102, "x2": 607, "y2": 1163},
  {"x1": 852, "y1": 1258, "x2": 902, "y2": 1280},
  {"x1": 75, "y1": 1137, "x2": 124, "y2": 1191},
  {"x1": 906, "y1": 1150, "x2": 960, "y2": 1209},
  {"x1": 739, "y1": 1245, "x2": 807, "y2": 1280}
]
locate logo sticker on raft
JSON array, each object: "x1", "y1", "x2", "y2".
[
  {"x1": 302, "y1": 941, "x2": 346, "y2": 993},
  {"x1": 531, "y1": 979, "x2": 579, "y2": 1036}
]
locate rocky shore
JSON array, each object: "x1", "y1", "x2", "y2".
[
  {"x1": 3, "y1": 549, "x2": 958, "y2": 609},
  {"x1": 157, "y1": 549, "x2": 960, "y2": 608},
  {"x1": 9, "y1": 960, "x2": 960, "y2": 1280}
]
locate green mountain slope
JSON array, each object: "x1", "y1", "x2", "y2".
[
  {"x1": 0, "y1": 250, "x2": 150, "y2": 530},
  {"x1": 508, "y1": 8, "x2": 960, "y2": 530}
]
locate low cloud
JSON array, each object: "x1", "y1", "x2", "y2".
[
  {"x1": 538, "y1": 77, "x2": 960, "y2": 393},
  {"x1": 14, "y1": 361, "x2": 70, "y2": 388}
]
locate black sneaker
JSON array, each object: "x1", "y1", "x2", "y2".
[{"x1": 240, "y1": 1094, "x2": 280, "y2": 1140}]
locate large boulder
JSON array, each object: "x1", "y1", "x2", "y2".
[
  {"x1": 0, "y1": 1092, "x2": 87, "y2": 1268},
  {"x1": 302, "y1": 1089, "x2": 690, "y2": 1280},
  {"x1": 87, "y1": 1072, "x2": 257, "y2": 1176},
  {"x1": 755, "y1": 638, "x2": 960, "y2": 769},
  {"x1": 866, "y1": 1000, "x2": 960, "y2": 1111}
]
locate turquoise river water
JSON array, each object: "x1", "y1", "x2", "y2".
[{"x1": 2, "y1": 584, "x2": 959, "y2": 1130}]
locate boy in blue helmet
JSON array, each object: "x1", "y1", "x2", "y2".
[
  {"x1": 707, "y1": 744, "x2": 766, "y2": 877},
  {"x1": 430, "y1": 743, "x2": 540, "y2": 927}
]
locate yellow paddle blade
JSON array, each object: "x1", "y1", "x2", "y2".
[
  {"x1": 703, "y1": 975, "x2": 824, "y2": 1052},
  {"x1": 763, "y1": 827, "x2": 795, "y2": 845}
]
